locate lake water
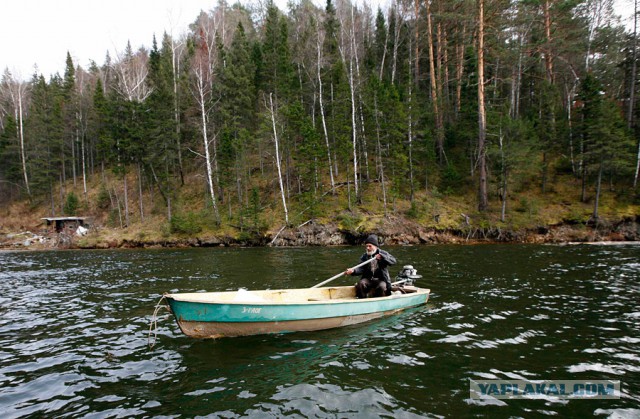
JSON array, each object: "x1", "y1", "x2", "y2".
[{"x1": 0, "y1": 244, "x2": 639, "y2": 417}]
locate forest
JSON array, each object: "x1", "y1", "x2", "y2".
[{"x1": 0, "y1": 0, "x2": 638, "y2": 244}]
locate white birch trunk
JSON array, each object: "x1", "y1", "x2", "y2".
[
  {"x1": 316, "y1": 29, "x2": 336, "y2": 193},
  {"x1": 190, "y1": 16, "x2": 223, "y2": 223},
  {"x1": 171, "y1": 36, "x2": 185, "y2": 182},
  {"x1": 630, "y1": 0, "x2": 638, "y2": 131},
  {"x1": 72, "y1": 126, "x2": 77, "y2": 188},
  {"x1": 455, "y1": 24, "x2": 466, "y2": 117},
  {"x1": 196, "y1": 67, "x2": 220, "y2": 224},
  {"x1": 81, "y1": 126, "x2": 87, "y2": 201},
  {"x1": 379, "y1": 13, "x2": 389, "y2": 81},
  {"x1": 76, "y1": 69, "x2": 88, "y2": 200},
  {"x1": 352, "y1": 11, "x2": 369, "y2": 182},
  {"x1": 593, "y1": 162, "x2": 603, "y2": 219},
  {"x1": 349, "y1": 59, "x2": 358, "y2": 199},
  {"x1": 269, "y1": 93, "x2": 289, "y2": 225},
  {"x1": 349, "y1": 6, "x2": 359, "y2": 199},
  {"x1": 3, "y1": 76, "x2": 31, "y2": 197},
  {"x1": 407, "y1": 36, "x2": 415, "y2": 203},
  {"x1": 426, "y1": 0, "x2": 444, "y2": 163},
  {"x1": 634, "y1": 143, "x2": 640, "y2": 188},
  {"x1": 337, "y1": 2, "x2": 360, "y2": 199},
  {"x1": 478, "y1": 0, "x2": 489, "y2": 211},
  {"x1": 123, "y1": 172, "x2": 130, "y2": 227},
  {"x1": 499, "y1": 127, "x2": 507, "y2": 222},
  {"x1": 632, "y1": 0, "x2": 639, "y2": 187},
  {"x1": 391, "y1": 3, "x2": 400, "y2": 84},
  {"x1": 17, "y1": 90, "x2": 30, "y2": 197},
  {"x1": 137, "y1": 162, "x2": 144, "y2": 221},
  {"x1": 510, "y1": 31, "x2": 526, "y2": 119}
]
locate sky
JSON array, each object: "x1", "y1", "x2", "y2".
[
  {"x1": 1, "y1": 0, "x2": 217, "y2": 80},
  {"x1": 0, "y1": 0, "x2": 634, "y2": 82}
]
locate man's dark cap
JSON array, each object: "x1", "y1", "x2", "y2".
[{"x1": 364, "y1": 234, "x2": 379, "y2": 247}]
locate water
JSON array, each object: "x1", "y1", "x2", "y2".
[{"x1": 0, "y1": 244, "x2": 639, "y2": 417}]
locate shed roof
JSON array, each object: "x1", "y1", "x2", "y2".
[{"x1": 41, "y1": 217, "x2": 88, "y2": 222}]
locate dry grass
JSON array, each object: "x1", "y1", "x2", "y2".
[{"x1": 1, "y1": 165, "x2": 638, "y2": 244}]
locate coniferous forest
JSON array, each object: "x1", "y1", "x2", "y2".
[{"x1": 1, "y1": 0, "x2": 639, "y2": 246}]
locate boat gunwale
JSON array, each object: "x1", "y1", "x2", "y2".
[{"x1": 164, "y1": 286, "x2": 430, "y2": 306}]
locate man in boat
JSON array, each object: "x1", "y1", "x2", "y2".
[{"x1": 345, "y1": 234, "x2": 397, "y2": 298}]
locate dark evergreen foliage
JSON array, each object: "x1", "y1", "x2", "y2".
[{"x1": 0, "y1": 0, "x2": 637, "y2": 223}]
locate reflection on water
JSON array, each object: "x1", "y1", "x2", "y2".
[{"x1": 0, "y1": 244, "x2": 639, "y2": 417}]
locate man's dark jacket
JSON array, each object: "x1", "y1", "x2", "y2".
[{"x1": 351, "y1": 249, "x2": 397, "y2": 286}]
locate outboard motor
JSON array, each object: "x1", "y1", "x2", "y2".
[{"x1": 395, "y1": 265, "x2": 422, "y2": 286}]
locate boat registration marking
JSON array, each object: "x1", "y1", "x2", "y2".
[{"x1": 242, "y1": 307, "x2": 262, "y2": 314}]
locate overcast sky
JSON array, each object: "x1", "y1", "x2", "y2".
[
  {"x1": 0, "y1": 0, "x2": 633, "y2": 81},
  {"x1": 1, "y1": 0, "x2": 218, "y2": 80}
]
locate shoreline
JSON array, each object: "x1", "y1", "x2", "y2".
[
  {"x1": 3, "y1": 240, "x2": 640, "y2": 254},
  {"x1": 2, "y1": 217, "x2": 638, "y2": 251}
]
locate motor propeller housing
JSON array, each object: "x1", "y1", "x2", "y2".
[{"x1": 395, "y1": 265, "x2": 422, "y2": 286}]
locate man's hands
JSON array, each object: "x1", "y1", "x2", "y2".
[{"x1": 346, "y1": 254, "x2": 381, "y2": 275}]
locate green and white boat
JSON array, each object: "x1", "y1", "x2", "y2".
[{"x1": 165, "y1": 284, "x2": 430, "y2": 339}]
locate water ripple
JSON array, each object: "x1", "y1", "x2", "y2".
[{"x1": 0, "y1": 245, "x2": 639, "y2": 417}]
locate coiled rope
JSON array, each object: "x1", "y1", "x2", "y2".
[{"x1": 148, "y1": 295, "x2": 169, "y2": 349}]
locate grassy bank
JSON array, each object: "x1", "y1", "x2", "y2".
[{"x1": 1, "y1": 168, "x2": 639, "y2": 249}]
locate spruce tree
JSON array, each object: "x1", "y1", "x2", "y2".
[
  {"x1": 145, "y1": 34, "x2": 179, "y2": 214},
  {"x1": 62, "y1": 52, "x2": 78, "y2": 185},
  {"x1": 217, "y1": 23, "x2": 257, "y2": 208},
  {"x1": 579, "y1": 73, "x2": 634, "y2": 218}
]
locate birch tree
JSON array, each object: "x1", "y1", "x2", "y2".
[
  {"x1": 630, "y1": 0, "x2": 639, "y2": 187},
  {"x1": 389, "y1": 3, "x2": 401, "y2": 85},
  {"x1": 74, "y1": 67, "x2": 93, "y2": 202},
  {"x1": 112, "y1": 42, "x2": 153, "y2": 103},
  {"x1": 477, "y1": 0, "x2": 488, "y2": 211},
  {"x1": 191, "y1": 33, "x2": 221, "y2": 224},
  {"x1": 268, "y1": 92, "x2": 289, "y2": 224},
  {"x1": 426, "y1": 0, "x2": 445, "y2": 164},
  {"x1": 315, "y1": 12, "x2": 336, "y2": 193},
  {"x1": 629, "y1": 0, "x2": 638, "y2": 131},
  {"x1": 336, "y1": 0, "x2": 361, "y2": 201},
  {"x1": 581, "y1": 0, "x2": 615, "y2": 72},
  {"x1": 0, "y1": 70, "x2": 31, "y2": 198}
]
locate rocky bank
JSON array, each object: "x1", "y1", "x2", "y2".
[{"x1": 2, "y1": 215, "x2": 638, "y2": 250}]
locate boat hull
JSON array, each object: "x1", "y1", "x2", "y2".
[{"x1": 165, "y1": 286, "x2": 429, "y2": 338}]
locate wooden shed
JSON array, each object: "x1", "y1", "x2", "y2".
[{"x1": 42, "y1": 217, "x2": 88, "y2": 233}]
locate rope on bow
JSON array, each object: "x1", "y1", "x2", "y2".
[{"x1": 148, "y1": 294, "x2": 169, "y2": 349}]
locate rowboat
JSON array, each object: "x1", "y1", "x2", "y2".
[{"x1": 164, "y1": 284, "x2": 430, "y2": 339}]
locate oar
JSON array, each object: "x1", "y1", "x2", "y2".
[
  {"x1": 391, "y1": 278, "x2": 411, "y2": 286},
  {"x1": 311, "y1": 257, "x2": 377, "y2": 288}
]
